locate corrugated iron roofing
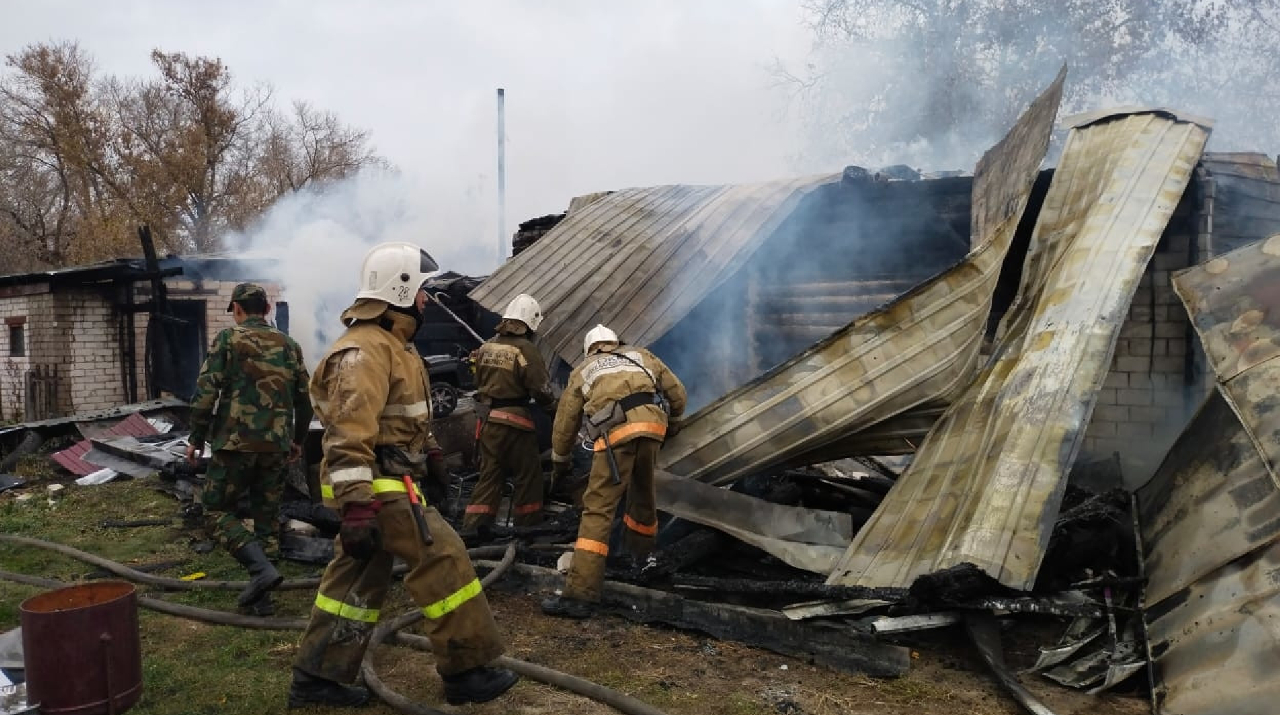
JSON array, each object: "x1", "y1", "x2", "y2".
[
  {"x1": 1174, "y1": 234, "x2": 1280, "y2": 484},
  {"x1": 829, "y1": 108, "x2": 1211, "y2": 591},
  {"x1": 51, "y1": 413, "x2": 160, "y2": 476},
  {"x1": 1140, "y1": 235, "x2": 1280, "y2": 715},
  {"x1": 657, "y1": 69, "x2": 1066, "y2": 484},
  {"x1": 470, "y1": 176, "x2": 837, "y2": 368}
]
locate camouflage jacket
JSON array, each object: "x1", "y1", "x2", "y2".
[
  {"x1": 551, "y1": 344, "x2": 686, "y2": 462},
  {"x1": 188, "y1": 316, "x2": 313, "y2": 453},
  {"x1": 475, "y1": 331, "x2": 555, "y2": 431}
]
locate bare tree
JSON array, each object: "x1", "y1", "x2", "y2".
[{"x1": 0, "y1": 42, "x2": 383, "y2": 267}]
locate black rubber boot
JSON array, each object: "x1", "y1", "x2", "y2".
[
  {"x1": 441, "y1": 666, "x2": 519, "y2": 705},
  {"x1": 540, "y1": 594, "x2": 595, "y2": 620},
  {"x1": 232, "y1": 540, "x2": 283, "y2": 608},
  {"x1": 287, "y1": 669, "x2": 371, "y2": 709},
  {"x1": 244, "y1": 592, "x2": 274, "y2": 617}
]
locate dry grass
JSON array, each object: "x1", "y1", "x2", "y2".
[{"x1": 0, "y1": 468, "x2": 1150, "y2": 715}]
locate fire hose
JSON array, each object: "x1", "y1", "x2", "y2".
[{"x1": 0, "y1": 536, "x2": 668, "y2": 715}]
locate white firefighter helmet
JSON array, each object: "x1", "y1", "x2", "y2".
[
  {"x1": 354, "y1": 242, "x2": 439, "y2": 308},
  {"x1": 502, "y1": 293, "x2": 543, "y2": 332},
  {"x1": 583, "y1": 324, "x2": 619, "y2": 356}
]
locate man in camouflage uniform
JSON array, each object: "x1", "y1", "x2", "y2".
[
  {"x1": 289, "y1": 242, "x2": 518, "y2": 709},
  {"x1": 463, "y1": 293, "x2": 556, "y2": 533},
  {"x1": 186, "y1": 283, "x2": 312, "y2": 617},
  {"x1": 542, "y1": 324, "x2": 687, "y2": 619}
]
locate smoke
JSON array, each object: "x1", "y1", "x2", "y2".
[{"x1": 224, "y1": 168, "x2": 496, "y2": 364}]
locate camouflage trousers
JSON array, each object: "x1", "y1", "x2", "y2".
[
  {"x1": 201, "y1": 449, "x2": 286, "y2": 553},
  {"x1": 564, "y1": 438, "x2": 660, "y2": 602},
  {"x1": 464, "y1": 422, "x2": 544, "y2": 529}
]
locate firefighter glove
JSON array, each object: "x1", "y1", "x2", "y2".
[
  {"x1": 553, "y1": 459, "x2": 574, "y2": 478},
  {"x1": 666, "y1": 419, "x2": 682, "y2": 439},
  {"x1": 339, "y1": 500, "x2": 383, "y2": 560},
  {"x1": 425, "y1": 449, "x2": 449, "y2": 504}
]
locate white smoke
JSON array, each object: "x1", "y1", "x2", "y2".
[{"x1": 225, "y1": 168, "x2": 498, "y2": 365}]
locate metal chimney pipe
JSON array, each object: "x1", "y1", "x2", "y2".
[{"x1": 497, "y1": 88, "x2": 506, "y2": 262}]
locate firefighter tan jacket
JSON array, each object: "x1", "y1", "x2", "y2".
[
  {"x1": 475, "y1": 327, "x2": 555, "y2": 431},
  {"x1": 311, "y1": 299, "x2": 441, "y2": 507},
  {"x1": 551, "y1": 344, "x2": 686, "y2": 462}
]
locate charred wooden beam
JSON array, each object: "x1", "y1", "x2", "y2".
[{"x1": 483, "y1": 560, "x2": 911, "y2": 678}]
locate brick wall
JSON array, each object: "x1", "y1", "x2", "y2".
[{"x1": 1079, "y1": 182, "x2": 1213, "y2": 482}]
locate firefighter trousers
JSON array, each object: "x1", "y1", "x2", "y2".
[
  {"x1": 464, "y1": 422, "x2": 544, "y2": 529},
  {"x1": 564, "y1": 437, "x2": 661, "y2": 602},
  {"x1": 294, "y1": 497, "x2": 505, "y2": 681}
]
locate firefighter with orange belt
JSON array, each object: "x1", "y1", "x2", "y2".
[
  {"x1": 542, "y1": 324, "x2": 687, "y2": 619},
  {"x1": 289, "y1": 242, "x2": 517, "y2": 709},
  {"x1": 462, "y1": 294, "x2": 557, "y2": 533}
]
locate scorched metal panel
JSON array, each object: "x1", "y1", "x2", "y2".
[
  {"x1": 656, "y1": 68, "x2": 1067, "y2": 484},
  {"x1": 829, "y1": 109, "x2": 1211, "y2": 591}
]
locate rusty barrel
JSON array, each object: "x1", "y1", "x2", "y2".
[{"x1": 20, "y1": 581, "x2": 142, "y2": 715}]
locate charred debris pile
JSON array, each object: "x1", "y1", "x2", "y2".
[{"x1": 7, "y1": 72, "x2": 1280, "y2": 714}]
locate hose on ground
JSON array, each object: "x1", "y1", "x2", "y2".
[
  {"x1": 357, "y1": 542, "x2": 518, "y2": 715},
  {"x1": 0, "y1": 539, "x2": 669, "y2": 715},
  {"x1": 0, "y1": 533, "x2": 513, "y2": 593}
]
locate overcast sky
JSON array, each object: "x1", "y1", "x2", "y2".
[{"x1": 0, "y1": 1, "x2": 816, "y2": 262}]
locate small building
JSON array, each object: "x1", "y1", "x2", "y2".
[{"x1": 0, "y1": 255, "x2": 284, "y2": 421}]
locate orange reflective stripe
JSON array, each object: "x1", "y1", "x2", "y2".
[
  {"x1": 574, "y1": 538, "x2": 609, "y2": 556},
  {"x1": 592, "y1": 422, "x2": 667, "y2": 451},
  {"x1": 465, "y1": 504, "x2": 495, "y2": 514},
  {"x1": 490, "y1": 410, "x2": 536, "y2": 429},
  {"x1": 624, "y1": 514, "x2": 657, "y2": 536},
  {"x1": 514, "y1": 502, "x2": 543, "y2": 515}
]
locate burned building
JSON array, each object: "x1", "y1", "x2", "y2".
[{"x1": 0, "y1": 254, "x2": 284, "y2": 421}]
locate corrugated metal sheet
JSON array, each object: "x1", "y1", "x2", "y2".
[
  {"x1": 656, "y1": 68, "x2": 1067, "y2": 485},
  {"x1": 471, "y1": 175, "x2": 837, "y2": 368},
  {"x1": 1174, "y1": 234, "x2": 1280, "y2": 484},
  {"x1": 50, "y1": 413, "x2": 160, "y2": 476},
  {"x1": 829, "y1": 109, "x2": 1211, "y2": 591},
  {"x1": 1140, "y1": 236, "x2": 1280, "y2": 715}
]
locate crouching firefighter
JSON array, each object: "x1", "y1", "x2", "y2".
[
  {"x1": 289, "y1": 242, "x2": 518, "y2": 709},
  {"x1": 463, "y1": 293, "x2": 557, "y2": 534},
  {"x1": 542, "y1": 324, "x2": 687, "y2": 619}
]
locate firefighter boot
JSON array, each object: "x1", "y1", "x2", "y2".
[
  {"x1": 288, "y1": 668, "x2": 371, "y2": 708},
  {"x1": 441, "y1": 666, "x2": 520, "y2": 705},
  {"x1": 232, "y1": 540, "x2": 283, "y2": 608},
  {"x1": 540, "y1": 594, "x2": 595, "y2": 620},
  {"x1": 246, "y1": 592, "x2": 275, "y2": 617}
]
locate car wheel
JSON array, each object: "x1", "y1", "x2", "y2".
[{"x1": 431, "y1": 382, "x2": 459, "y2": 418}]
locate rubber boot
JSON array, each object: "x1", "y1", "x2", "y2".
[
  {"x1": 540, "y1": 594, "x2": 595, "y2": 620},
  {"x1": 441, "y1": 666, "x2": 519, "y2": 705},
  {"x1": 245, "y1": 592, "x2": 275, "y2": 617},
  {"x1": 287, "y1": 668, "x2": 370, "y2": 709},
  {"x1": 232, "y1": 540, "x2": 283, "y2": 608}
]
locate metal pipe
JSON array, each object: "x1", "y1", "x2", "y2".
[
  {"x1": 428, "y1": 292, "x2": 485, "y2": 344},
  {"x1": 497, "y1": 88, "x2": 507, "y2": 262}
]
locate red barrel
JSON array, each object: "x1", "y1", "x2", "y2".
[{"x1": 20, "y1": 581, "x2": 142, "y2": 715}]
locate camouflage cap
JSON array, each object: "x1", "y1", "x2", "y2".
[{"x1": 227, "y1": 283, "x2": 268, "y2": 312}]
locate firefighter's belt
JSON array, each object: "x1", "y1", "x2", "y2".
[
  {"x1": 489, "y1": 409, "x2": 535, "y2": 430},
  {"x1": 592, "y1": 421, "x2": 667, "y2": 451},
  {"x1": 487, "y1": 396, "x2": 530, "y2": 408},
  {"x1": 618, "y1": 392, "x2": 657, "y2": 412}
]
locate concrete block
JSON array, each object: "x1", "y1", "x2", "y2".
[
  {"x1": 1095, "y1": 405, "x2": 1129, "y2": 423},
  {"x1": 1103, "y1": 372, "x2": 1129, "y2": 390},
  {"x1": 1118, "y1": 389, "x2": 1151, "y2": 406},
  {"x1": 1128, "y1": 339, "x2": 1152, "y2": 357},
  {"x1": 1155, "y1": 322, "x2": 1186, "y2": 339},
  {"x1": 1115, "y1": 356, "x2": 1150, "y2": 374}
]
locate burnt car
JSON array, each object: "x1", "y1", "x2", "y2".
[{"x1": 423, "y1": 351, "x2": 475, "y2": 418}]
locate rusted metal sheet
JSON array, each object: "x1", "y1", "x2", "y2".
[
  {"x1": 830, "y1": 109, "x2": 1211, "y2": 591},
  {"x1": 471, "y1": 175, "x2": 837, "y2": 368},
  {"x1": 657, "y1": 68, "x2": 1067, "y2": 485},
  {"x1": 1174, "y1": 234, "x2": 1280, "y2": 484},
  {"x1": 1138, "y1": 394, "x2": 1280, "y2": 607}
]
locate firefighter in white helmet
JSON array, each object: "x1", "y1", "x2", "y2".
[
  {"x1": 290, "y1": 242, "x2": 518, "y2": 708},
  {"x1": 462, "y1": 293, "x2": 556, "y2": 534},
  {"x1": 542, "y1": 324, "x2": 687, "y2": 619}
]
